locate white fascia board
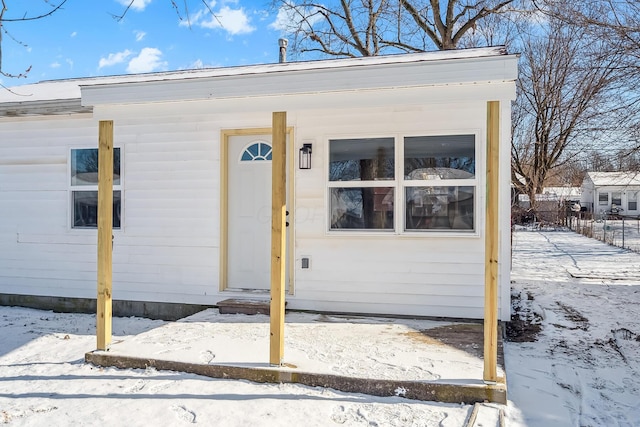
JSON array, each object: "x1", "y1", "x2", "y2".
[
  {"x1": 81, "y1": 53, "x2": 518, "y2": 107},
  {"x1": 90, "y1": 82, "x2": 517, "y2": 120}
]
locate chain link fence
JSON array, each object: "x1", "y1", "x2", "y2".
[
  {"x1": 568, "y1": 214, "x2": 640, "y2": 253},
  {"x1": 513, "y1": 200, "x2": 640, "y2": 252}
]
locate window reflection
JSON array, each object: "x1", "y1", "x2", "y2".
[
  {"x1": 405, "y1": 186, "x2": 474, "y2": 230},
  {"x1": 73, "y1": 191, "x2": 121, "y2": 228},
  {"x1": 329, "y1": 138, "x2": 394, "y2": 181},
  {"x1": 71, "y1": 148, "x2": 121, "y2": 185},
  {"x1": 404, "y1": 135, "x2": 474, "y2": 179},
  {"x1": 330, "y1": 187, "x2": 394, "y2": 229}
]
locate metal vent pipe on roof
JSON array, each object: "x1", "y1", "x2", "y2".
[{"x1": 278, "y1": 39, "x2": 288, "y2": 63}]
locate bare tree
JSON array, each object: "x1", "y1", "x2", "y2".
[
  {"x1": 400, "y1": 0, "x2": 515, "y2": 49},
  {"x1": 112, "y1": 0, "x2": 220, "y2": 28},
  {"x1": 0, "y1": 0, "x2": 68, "y2": 80},
  {"x1": 538, "y1": 0, "x2": 640, "y2": 53},
  {"x1": 273, "y1": 0, "x2": 517, "y2": 57},
  {"x1": 510, "y1": 16, "x2": 638, "y2": 209}
]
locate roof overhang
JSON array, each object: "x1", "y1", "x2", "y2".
[
  {"x1": 0, "y1": 46, "x2": 518, "y2": 117},
  {"x1": 0, "y1": 99, "x2": 91, "y2": 117}
]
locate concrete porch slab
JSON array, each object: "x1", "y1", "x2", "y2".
[{"x1": 85, "y1": 309, "x2": 506, "y2": 404}]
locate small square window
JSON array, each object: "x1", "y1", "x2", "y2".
[
  {"x1": 612, "y1": 192, "x2": 622, "y2": 207},
  {"x1": 70, "y1": 148, "x2": 121, "y2": 229},
  {"x1": 598, "y1": 193, "x2": 608, "y2": 205}
]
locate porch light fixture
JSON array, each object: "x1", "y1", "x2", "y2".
[{"x1": 299, "y1": 143, "x2": 312, "y2": 169}]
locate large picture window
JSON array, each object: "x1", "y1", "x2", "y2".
[
  {"x1": 70, "y1": 148, "x2": 121, "y2": 229},
  {"x1": 328, "y1": 135, "x2": 476, "y2": 232}
]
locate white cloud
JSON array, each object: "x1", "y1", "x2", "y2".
[
  {"x1": 134, "y1": 30, "x2": 146, "y2": 42},
  {"x1": 50, "y1": 62, "x2": 61, "y2": 69},
  {"x1": 183, "y1": 5, "x2": 255, "y2": 35},
  {"x1": 116, "y1": 0, "x2": 152, "y2": 12},
  {"x1": 185, "y1": 59, "x2": 220, "y2": 69},
  {"x1": 269, "y1": 3, "x2": 322, "y2": 32},
  {"x1": 190, "y1": 59, "x2": 205, "y2": 69},
  {"x1": 126, "y1": 47, "x2": 167, "y2": 73},
  {"x1": 99, "y1": 50, "x2": 133, "y2": 69},
  {"x1": 70, "y1": 31, "x2": 77, "y2": 38}
]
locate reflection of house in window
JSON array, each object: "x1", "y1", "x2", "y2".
[
  {"x1": 328, "y1": 134, "x2": 476, "y2": 232},
  {"x1": 406, "y1": 185, "x2": 474, "y2": 230},
  {"x1": 330, "y1": 187, "x2": 394, "y2": 229},
  {"x1": 328, "y1": 137, "x2": 395, "y2": 230}
]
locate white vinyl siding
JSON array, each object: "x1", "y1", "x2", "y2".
[{"x1": 1, "y1": 49, "x2": 516, "y2": 320}]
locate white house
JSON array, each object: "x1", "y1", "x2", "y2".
[
  {"x1": 580, "y1": 172, "x2": 640, "y2": 217},
  {"x1": 0, "y1": 47, "x2": 517, "y2": 321}
]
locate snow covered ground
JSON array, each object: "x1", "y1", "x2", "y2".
[
  {"x1": 1, "y1": 229, "x2": 639, "y2": 426},
  {"x1": 507, "y1": 229, "x2": 640, "y2": 426}
]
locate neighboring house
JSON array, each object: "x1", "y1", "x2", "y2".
[
  {"x1": 515, "y1": 186, "x2": 582, "y2": 224},
  {"x1": 0, "y1": 47, "x2": 517, "y2": 321},
  {"x1": 517, "y1": 186, "x2": 582, "y2": 207},
  {"x1": 580, "y1": 172, "x2": 640, "y2": 217}
]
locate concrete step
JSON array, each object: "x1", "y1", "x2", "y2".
[{"x1": 216, "y1": 298, "x2": 276, "y2": 315}]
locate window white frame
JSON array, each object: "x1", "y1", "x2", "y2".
[
  {"x1": 612, "y1": 192, "x2": 622, "y2": 207},
  {"x1": 598, "y1": 192, "x2": 609, "y2": 206},
  {"x1": 327, "y1": 136, "x2": 396, "y2": 231},
  {"x1": 326, "y1": 132, "x2": 479, "y2": 235},
  {"x1": 628, "y1": 191, "x2": 638, "y2": 211},
  {"x1": 69, "y1": 147, "x2": 123, "y2": 230}
]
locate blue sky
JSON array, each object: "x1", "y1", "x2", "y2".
[{"x1": 1, "y1": 0, "x2": 296, "y2": 87}]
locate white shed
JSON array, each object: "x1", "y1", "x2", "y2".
[
  {"x1": 580, "y1": 172, "x2": 640, "y2": 217},
  {"x1": 0, "y1": 46, "x2": 517, "y2": 321}
]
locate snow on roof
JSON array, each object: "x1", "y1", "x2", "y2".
[
  {"x1": 586, "y1": 171, "x2": 640, "y2": 187},
  {"x1": 543, "y1": 186, "x2": 582, "y2": 198},
  {"x1": 0, "y1": 46, "x2": 509, "y2": 105},
  {"x1": 518, "y1": 187, "x2": 582, "y2": 202}
]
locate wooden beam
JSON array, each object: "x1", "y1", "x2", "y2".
[
  {"x1": 270, "y1": 112, "x2": 287, "y2": 365},
  {"x1": 97, "y1": 120, "x2": 114, "y2": 351},
  {"x1": 484, "y1": 101, "x2": 500, "y2": 382}
]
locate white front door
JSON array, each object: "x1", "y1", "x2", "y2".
[{"x1": 227, "y1": 134, "x2": 275, "y2": 291}]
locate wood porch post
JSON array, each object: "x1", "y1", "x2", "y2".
[
  {"x1": 270, "y1": 112, "x2": 287, "y2": 365},
  {"x1": 97, "y1": 120, "x2": 114, "y2": 351},
  {"x1": 484, "y1": 101, "x2": 500, "y2": 382}
]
